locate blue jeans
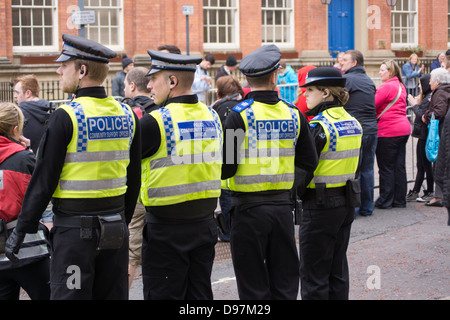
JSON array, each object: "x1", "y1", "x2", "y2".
[{"x1": 355, "y1": 133, "x2": 378, "y2": 216}]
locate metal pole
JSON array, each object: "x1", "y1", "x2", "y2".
[
  {"x1": 78, "y1": 0, "x2": 85, "y2": 38},
  {"x1": 186, "y1": 15, "x2": 190, "y2": 55}
]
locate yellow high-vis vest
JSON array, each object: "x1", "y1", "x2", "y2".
[
  {"x1": 140, "y1": 102, "x2": 223, "y2": 207},
  {"x1": 307, "y1": 107, "x2": 362, "y2": 189},
  {"x1": 52, "y1": 97, "x2": 135, "y2": 199},
  {"x1": 227, "y1": 99, "x2": 300, "y2": 192}
]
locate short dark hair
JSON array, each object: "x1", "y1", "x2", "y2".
[
  {"x1": 345, "y1": 50, "x2": 364, "y2": 66},
  {"x1": 204, "y1": 54, "x2": 215, "y2": 65}
]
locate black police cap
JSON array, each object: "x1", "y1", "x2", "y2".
[
  {"x1": 239, "y1": 44, "x2": 281, "y2": 77},
  {"x1": 55, "y1": 34, "x2": 116, "y2": 63},
  {"x1": 300, "y1": 67, "x2": 346, "y2": 88},
  {"x1": 146, "y1": 50, "x2": 202, "y2": 76}
]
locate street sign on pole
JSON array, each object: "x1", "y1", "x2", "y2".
[
  {"x1": 72, "y1": 10, "x2": 96, "y2": 26},
  {"x1": 182, "y1": 6, "x2": 194, "y2": 55}
]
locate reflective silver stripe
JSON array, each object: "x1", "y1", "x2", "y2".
[
  {"x1": 234, "y1": 173, "x2": 294, "y2": 185},
  {"x1": 242, "y1": 148, "x2": 295, "y2": 159},
  {"x1": 0, "y1": 170, "x2": 3, "y2": 189},
  {"x1": 23, "y1": 230, "x2": 46, "y2": 244},
  {"x1": 150, "y1": 152, "x2": 221, "y2": 170},
  {"x1": 65, "y1": 150, "x2": 130, "y2": 163},
  {"x1": 319, "y1": 148, "x2": 360, "y2": 161},
  {"x1": 313, "y1": 173, "x2": 356, "y2": 184},
  {"x1": 147, "y1": 180, "x2": 221, "y2": 198},
  {"x1": 59, "y1": 177, "x2": 127, "y2": 191},
  {"x1": 0, "y1": 244, "x2": 49, "y2": 262}
]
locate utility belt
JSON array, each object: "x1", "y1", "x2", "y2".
[
  {"x1": 231, "y1": 191, "x2": 292, "y2": 207},
  {"x1": 303, "y1": 179, "x2": 361, "y2": 208},
  {"x1": 53, "y1": 212, "x2": 126, "y2": 251}
]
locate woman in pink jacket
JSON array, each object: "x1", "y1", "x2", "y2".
[{"x1": 374, "y1": 59, "x2": 411, "y2": 209}]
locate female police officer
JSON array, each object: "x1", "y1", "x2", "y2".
[{"x1": 298, "y1": 67, "x2": 362, "y2": 300}]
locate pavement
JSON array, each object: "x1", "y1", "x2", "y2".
[{"x1": 128, "y1": 199, "x2": 450, "y2": 300}]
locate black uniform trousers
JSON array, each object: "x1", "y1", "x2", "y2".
[
  {"x1": 230, "y1": 202, "x2": 299, "y2": 300},
  {"x1": 49, "y1": 226, "x2": 129, "y2": 300},
  {"x1": 142, "y1": 216, "x2": 218, "y2": 300},
  {"x1": 299, "y1": 193, "x2": 354, "y2": 300}
]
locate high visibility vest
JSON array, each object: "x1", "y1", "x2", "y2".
[
  {"x1": 307, "y1": 107, "x2": 362, "y2": 189},
  {"x1": 52, "y1": 97, "x2": 135, "y2": 199},
  {"x1": 140, "y1": 102, "x2": 223, "y2": 207},
  {"x1": 227, "y1": 99, "x2": 300, "y2": 192}
]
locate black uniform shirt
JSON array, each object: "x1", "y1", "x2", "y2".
[
  {"x1": 140, "y1": 94, "x2": 217, "y2": 220},
  {"x1": 221, "y1": 90, "x2": 319, "y2": 197},
  {"x1": 15, "y1": 87, "x2": 142, "y2": 233}
]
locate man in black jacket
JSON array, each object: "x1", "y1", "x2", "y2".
[
  {"x1": 13, "y1": 75, "x2": 52, "y2": 153},
  {"x1": 341, "y1": 50, "x2": 378, "y2": 217}
]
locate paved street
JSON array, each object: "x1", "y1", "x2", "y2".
[{"x1": 129, "y1": 199, "x2": 449, "y2": 300}]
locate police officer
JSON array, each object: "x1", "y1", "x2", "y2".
[
  {"x1": 222, "y1": 44, "x2": 318, "y2": 300},
  {"x1": 140, "y1": 50, "x2": 223, "y2": 300},
  {"x1": 298, "y1": 67, "x2": 362, "y2": 300},
  {"x1": 5, "y1": 34, "x2": 142, "y2": 300}
]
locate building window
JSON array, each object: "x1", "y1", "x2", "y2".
[
  {"x1": 84, "y1": 0, "x2": 123, "y2": 51},
  {"x1": 203, "y1": 0, "x2": 239, "y2": 50},
  {"x1": 12, "y1": 0, "x2": 58, "y2": 53},
  {"x1": 391, "y1": 0, "x2": 418, "y2": 48},
  {"x1": 261, "y1": 0, "x2": 294, "y2": 48}
]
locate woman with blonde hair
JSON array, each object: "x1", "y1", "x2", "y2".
[
  {"x1": 0, "y1": 102, "x2": 50, "y2": 300},
  {"x1": 402, "y1": 53, "x2": 424, "y2": 98},
  {"x1": 375, "y1": 59, "x2": 411, "y2": 209}
]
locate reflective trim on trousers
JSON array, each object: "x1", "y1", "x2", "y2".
[{"x1": 147, "y1": 180, "x2": 221, "y2": 198}]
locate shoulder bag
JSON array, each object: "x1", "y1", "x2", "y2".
[{"x1": 377, "y1": 84, "x2": 402, "y2": 120}]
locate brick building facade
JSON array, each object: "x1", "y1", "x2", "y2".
[{"x1": 0, "y1": 0, "x2": 448, "y2": 86}]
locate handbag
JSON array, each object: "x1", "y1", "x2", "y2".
[{"x1": 425, "y1": 112, "x2": 440, "y2": 162}]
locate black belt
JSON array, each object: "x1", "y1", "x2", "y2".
[
  {"x1": 303, "y1": 186, "x2": 346, "y2": 200},
  {"x1": 53, "y1": 215, "x2": 102, "y2": 228},
  {"x1": 231, "y1": 192, "x2": 292, "y2": 206}
]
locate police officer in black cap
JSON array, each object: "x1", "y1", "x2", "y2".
[
  {"x1": 298, "y1": 67, "x2": 362, "y2": 300},
  {"x1": 5, "y1": 34, "x2": 142, "y2": 300},
  {"x1": 221, "y1": 44, "x2": 318, "y2": 299},
  {"x1": 140, "y1": 50, "x2": 223, "y2": 300}
]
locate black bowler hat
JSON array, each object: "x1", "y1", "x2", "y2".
[
  {"x1": 122, "y1": 54, "x2": 133, "y2": 69},
  {"x1": 226, "y1": 55, "x2": 237, "y2": 67},
  {"x1": 146, "y1": 50, "x2": 202, "y2": 76},
  {"x1": 300, "y1": 67, "x2": 346, "y2": 87},
  {"x1": 239, "y1": 44, "x2": 281, "y2": 77},
  {"x1": 55, "y1": 34, "x2": 116, "y2": 63}
]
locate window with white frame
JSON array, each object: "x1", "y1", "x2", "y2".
[
  {"x1": 203, "y1": 0, "x2": 239, "y2": 50},
  {"x1": 12, "y1": 0, "x2": 58, "y2": 53},
  {"x1": 84, "y1": 0, "x2": 123, "y2": 51},
  {"x1": 391, "y1": 0, "x2": 418, "y2": 48},
  {"x1": 261, "y1": 0, "x2": 294, "y2": 47}
]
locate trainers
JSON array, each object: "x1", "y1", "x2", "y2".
[
  {"x1": 417, "y1": 191, "x2": 434, "y2": 202},
  {"x1": 406, "y1": 190, "x2": 419, "y2": 202}
]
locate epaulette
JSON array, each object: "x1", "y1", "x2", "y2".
[
  {"x1": 232, "y1": 99, "x2": 254, "y2": 113},
  {"x1": 280, "y1": 98, "x2": 297, "y2": 109}
]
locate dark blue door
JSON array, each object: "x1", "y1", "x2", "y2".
[{"x1": 328, "y1": 0, "x2": 354, "y2": 58}]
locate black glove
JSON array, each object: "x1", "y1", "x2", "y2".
[{"x1": 5, "y1": 229, "x2": 26, "y2": 263}]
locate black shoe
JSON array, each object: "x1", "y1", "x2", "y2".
[{"x1": 425, "y1": 200, "x2": 443, "y2": 207}]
